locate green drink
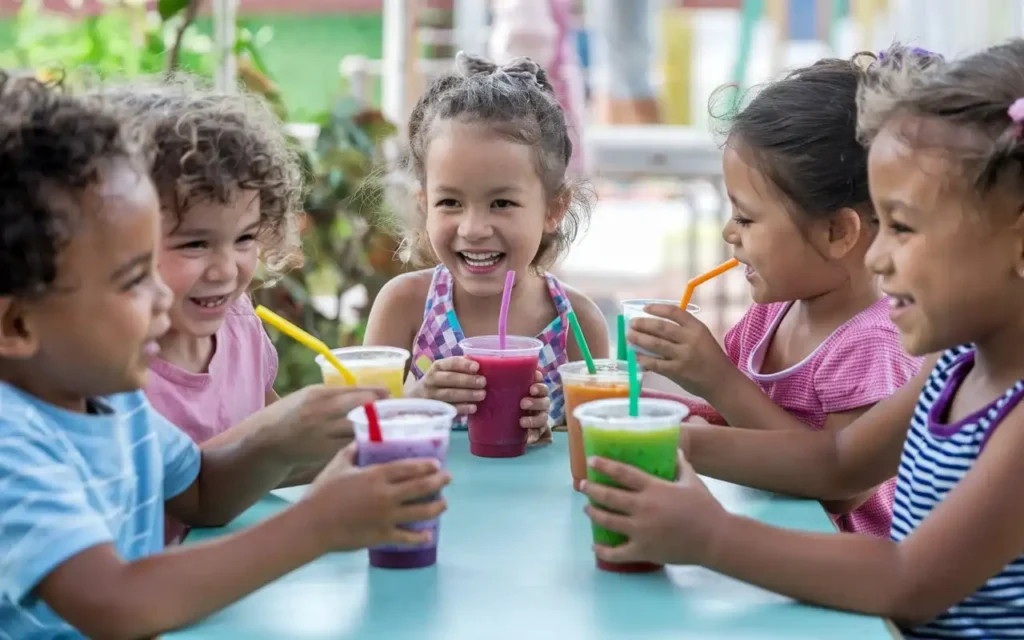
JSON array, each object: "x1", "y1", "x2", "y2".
[{"x1": 575, "y1": 398, "x2": 688, "y2": 573}]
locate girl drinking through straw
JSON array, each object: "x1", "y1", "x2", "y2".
[
  {"x1": 364, "y1": 52, "x2": 607, "y2": 437},
  {"x1": 624, "y1": 49, "x2": 924, "y2": 537},
  {"x1": 583, "y1": 41, "x2": 1024, "y2": 638}
]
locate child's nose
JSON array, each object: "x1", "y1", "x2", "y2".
[
  {"x1": 864, "y1": 232, "x2": 892, "y2": 276},
  {"x1": 153, "y1": 272, "x2": 173, "y2": 314},
  {"x1": 205, "y1": 254, "x2": 239, "y2": 282},
  {"x1": 721, "y1": 219, "x2": 740, "y2": 246},
  {"x1": 458, "y1": 211, "x2": 493, "y2": 240}
]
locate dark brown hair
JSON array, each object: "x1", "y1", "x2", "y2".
[
  {"x1": 96, "y1": 75, "x2": 303, "y2": 275},
  {"x1": 717, "y1": 56, "x2": 878, "y2": 223},
  {"x1": 397, "y1": 52, "x2": 592, "y2": 271},
  {"x1": 0, "y1": 72, "x2": 149, "y2": 298},
  {"x1": 857, "y1": 40, "x2": 1024, "y2": 198}
]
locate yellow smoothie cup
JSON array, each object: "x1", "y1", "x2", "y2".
[{"x1": 315, "y1": 346, "x2": 410, "y2": 398}]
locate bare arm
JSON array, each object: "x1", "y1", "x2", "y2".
[
  {"x1": 817, "y1": 407, "x2": 877, "y2": 515},
  {"x1": 38, "y1": 501, "x2": 325, "y2": 639},
  {"x1": 703, "y1": 402, "x2": 1024, "y2": 626},
  {"x1": 37, "y1": 454, "x2": 450, "y2": 639},
  {"x1": 683, "y1": 354, "x2": 939, "y2": 500}
]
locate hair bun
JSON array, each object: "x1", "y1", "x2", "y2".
[
  {"x1": 454, "y1": 51, "x2": 553, "y2": 93},
  {"x1": 455, "y1": 51, "x2": 499, "y2": 77}
]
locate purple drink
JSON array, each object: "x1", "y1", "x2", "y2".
[{"x1": 348, "y1": 400, "x2": 456, "y2": 569}]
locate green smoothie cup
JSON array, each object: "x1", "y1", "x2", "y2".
[{"x1": 575, "y1": 397, "x2": 688, "y2": 573}]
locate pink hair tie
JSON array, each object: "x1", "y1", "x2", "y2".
[{"x1": 1008, "y1": 98, "x2": 1024, "y2": 138}]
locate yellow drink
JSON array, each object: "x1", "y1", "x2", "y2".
[{"x1": 316, "y1": 347, "x2": 410, "y2": 398}]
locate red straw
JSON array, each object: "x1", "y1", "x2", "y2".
[
  {"x1": 364, "y1": 402, "x2": 383, "y2": 442},
  {"x1": 498, "y1": 270, "x2": 515, "y2": 349}
]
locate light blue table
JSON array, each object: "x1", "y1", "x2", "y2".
[{"x1": 171, "y1": 433, "x2": 899, "y2": 639}]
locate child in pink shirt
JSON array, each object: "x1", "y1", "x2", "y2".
[
  {"x1": 626, "y1": 55, "x2": 922, "y2": 537},
  {"x1": 102, "y1": 81, "x2": 383, "y2": 543}
]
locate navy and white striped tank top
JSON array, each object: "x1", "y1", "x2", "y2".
[{"x1": 893, "y1": 346, "x2": 1024, "y2": 639}]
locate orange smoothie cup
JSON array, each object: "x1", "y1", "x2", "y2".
[{"x1": 559, "y1": 359, "x2": 631, "y2": 491}]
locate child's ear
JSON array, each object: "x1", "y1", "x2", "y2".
[
  {"x1": 1010, "y1": 205, "x2": 1024, "y2": 279},
  {"x1": 0, "y1": 298, "x2": 38, "y2": 359},
  {"x1": 545, "y1": 190, "x2": 571, "y2": 234},
  {"x1": 824, "y1": 207, "x2": 863, "y2": 259}
]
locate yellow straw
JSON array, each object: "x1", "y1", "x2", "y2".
[
  {"x1": 680, "y1": 258, "x2": 740, "y2": 309},
  {"x1": 254, "y1": 305, "x2": 357, "y2": 385}
]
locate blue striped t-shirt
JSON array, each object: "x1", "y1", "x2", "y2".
[
  {"x1": 893, "y1": 346, "x2": 1024, "y2": 639},
  {"x1": 0, "y1": 382, "x2": 201, "y2": 639}
]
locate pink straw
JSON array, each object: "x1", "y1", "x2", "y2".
[{"x1": 498, "y1": 270, "x2": 515, "y2": 349}]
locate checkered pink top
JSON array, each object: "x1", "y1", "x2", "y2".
[{"x1": 723, "y1": 297, "x2": 923, "y2": 538}]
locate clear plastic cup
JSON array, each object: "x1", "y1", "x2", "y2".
[
  {"x1": 316, "y1": 346, "x2": 410, "y2": 398},
  {"x1": 575, "y1": 397, "x2": 688, "y2": 574},
  {"x1": 348, "y1": 398, "x2": 456, "y2": 569},
  {"x1": 620, "y1": 299, "x2": 700, "y2": 358},
  {"x1": 559, "y1": 359, "x2": 631, "y2": 491},
  {"x1": 459, "y1": 335, "x2": 543, "y2": 458}
]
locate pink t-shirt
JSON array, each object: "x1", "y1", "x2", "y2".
[
  {"x1": 146, "y1": 294, "x2": 278, "y2": 544},
  {"x1": 723, "y1": 297, "x2": 922, "y2": 538}
]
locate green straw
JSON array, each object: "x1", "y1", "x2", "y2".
[
  {"x1": 616, "y1": 314, "x2": 627, "y2": 361},
  {"x1": 567, "y1": 310, "x2": 596, "y2": 374},
  {"x1": 627, "y1": 347, "x2": 639, "y2": 417}
]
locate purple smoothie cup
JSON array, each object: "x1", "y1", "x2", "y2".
[{"x1": 347, "y1": 398, "x2": 456, "y2": 569}]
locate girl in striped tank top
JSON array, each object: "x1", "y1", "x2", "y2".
[
  {"x1": 579, "y1": 43, "x2": 1024, "y2": 638},
  {"x1": 364, "y1": 52, "x2": 607, "y2": 439}
]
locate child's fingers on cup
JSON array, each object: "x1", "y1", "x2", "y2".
[
  {"x1": 520, "y1": 412, "x2": 548, "y2": 430},
  {"x1": 520, "y1": 397, "x2": 549, "y2": 416},
  {"x1": 433, "y1": 356, "x2": 480, "y2": 373},
  {"x1": 426, "y1": 386, "x2": 485, "y2": 405},
  {"x1": 388, "y1": 528, "x2": 433, "y2": 546},
  {"x1": 592, "y1": 541, "x2": 642, "y2": 564},
  {"x1": 427, "y1": 369, "x2": 485, "y2": 390},
  {"x1": 528, "y1": 382, "x2": 549, "y2": 397},
  {"x1": 627, "y1": 329, "x2": 678, "y2": 359}
]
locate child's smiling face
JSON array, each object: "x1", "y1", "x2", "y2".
[
  {"x1": 866, "y1": 116, "x2": 1024, "y2": 356},
  {"x1": 422, "y1": 121, "x2": 561, "y2": 298},
  {"x1": 3, "y1": 160, "x2": 172, "y2": 409},
  {"x1": 158, "y1": 190, "x2": 261, "y2": 339}
]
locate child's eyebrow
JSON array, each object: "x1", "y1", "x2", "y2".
[
  {"x1": 109, "y1": 253, "x2": 152, "y2": 282},
  {"x1": 728, "y1": 194, "x2": 756, "y2": 214}
]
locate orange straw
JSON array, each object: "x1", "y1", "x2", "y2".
[{"x1": 680, "y1": 258, "x2": 740, "y2": 309}]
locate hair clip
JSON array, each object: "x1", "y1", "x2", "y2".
[
  {"x1": 877, "y1": 47, "x2": 943, "y2": 63},
  {"x1": 1008, "y1": 98, "x2": 1024, "y2": 139}
]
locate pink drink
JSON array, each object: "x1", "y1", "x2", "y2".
[
  {"x1": 348, "y1": 400, "x2": 456, "y2": 569},
  {"x1": 459, "y1": 335, "x2": 543, "y2": 458}
]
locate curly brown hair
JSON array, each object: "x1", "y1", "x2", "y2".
[
  {"x1": 394, "y1": 52, "x2": 592, "y2": 272},
  {"x1": 0, "y1": 71, "x2": 149, "y2": 299},
  {"x1": 94, "y1": 75, "x2": 304, "y2": 276}
]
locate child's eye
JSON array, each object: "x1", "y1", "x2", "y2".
[
  {"x1": 236, "y1": 234, "x2": 257, "y2": 245},
  {"x1": 889, "y1": 221, "x2": 914, "y2": 234},
  {"x1": 122, "y1": 271, "x2": 149, "y2": 292},
  {"x1": 492, "y1": 199, "x2": 517, "y2": 209},
  {"x1": 177, "y1": 240, "x2": 208, "y2": 251},
  {"x1": 731, "y1": 215, "x2": 753, "y2": 227},
  {"x1": 435, "y1": 199, "x2": 460, "y2": 208}
]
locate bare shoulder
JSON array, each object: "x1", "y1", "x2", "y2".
[
  {"x1": 561, "y1": 281, "x2": 610, "y2": 358},
  {"x1": 376, "y1": 269, "x2": 435, "y2": 308},
  {"x1": 364, "y1": 269, "x2": 435, "y2": 347}
]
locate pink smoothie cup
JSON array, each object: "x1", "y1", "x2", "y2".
[
  {"x1": 348, "y1": 398, "x2": 456, "y2": 569},
  {"x1": 459, "y1": 335, "x2": 543, "y2": 458}
]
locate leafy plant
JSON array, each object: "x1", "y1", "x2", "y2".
[
  {"x1": 3, "y1": 0, "x2": 402, "y2": 394},
  {"x1": 254, "y1": 96, "x2": 404, "y2": 394}
]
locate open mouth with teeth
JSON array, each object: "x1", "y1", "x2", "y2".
[
  {"x1": 457, "y1": 250, "x2": 506, "y2": 274},
  {"x1": 188, "y1": 295, "x2": 230, "y2": 311},
  {"x1": 889, "y1": 294, "x2": 915, "y2": 309}
]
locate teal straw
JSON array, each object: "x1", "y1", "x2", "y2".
[
  {"x1": 446, "y1": 309, "x2": 463, "y2": 338},
  {"x1": 627, "y1": 347, "x2": 639, "y2": 417},
  {"x1": 616, "y1": 314, "x2": 627, "y2": 361},
  {"x1": 567, "y1": 310, "x2": 596, "y2": 374}
]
